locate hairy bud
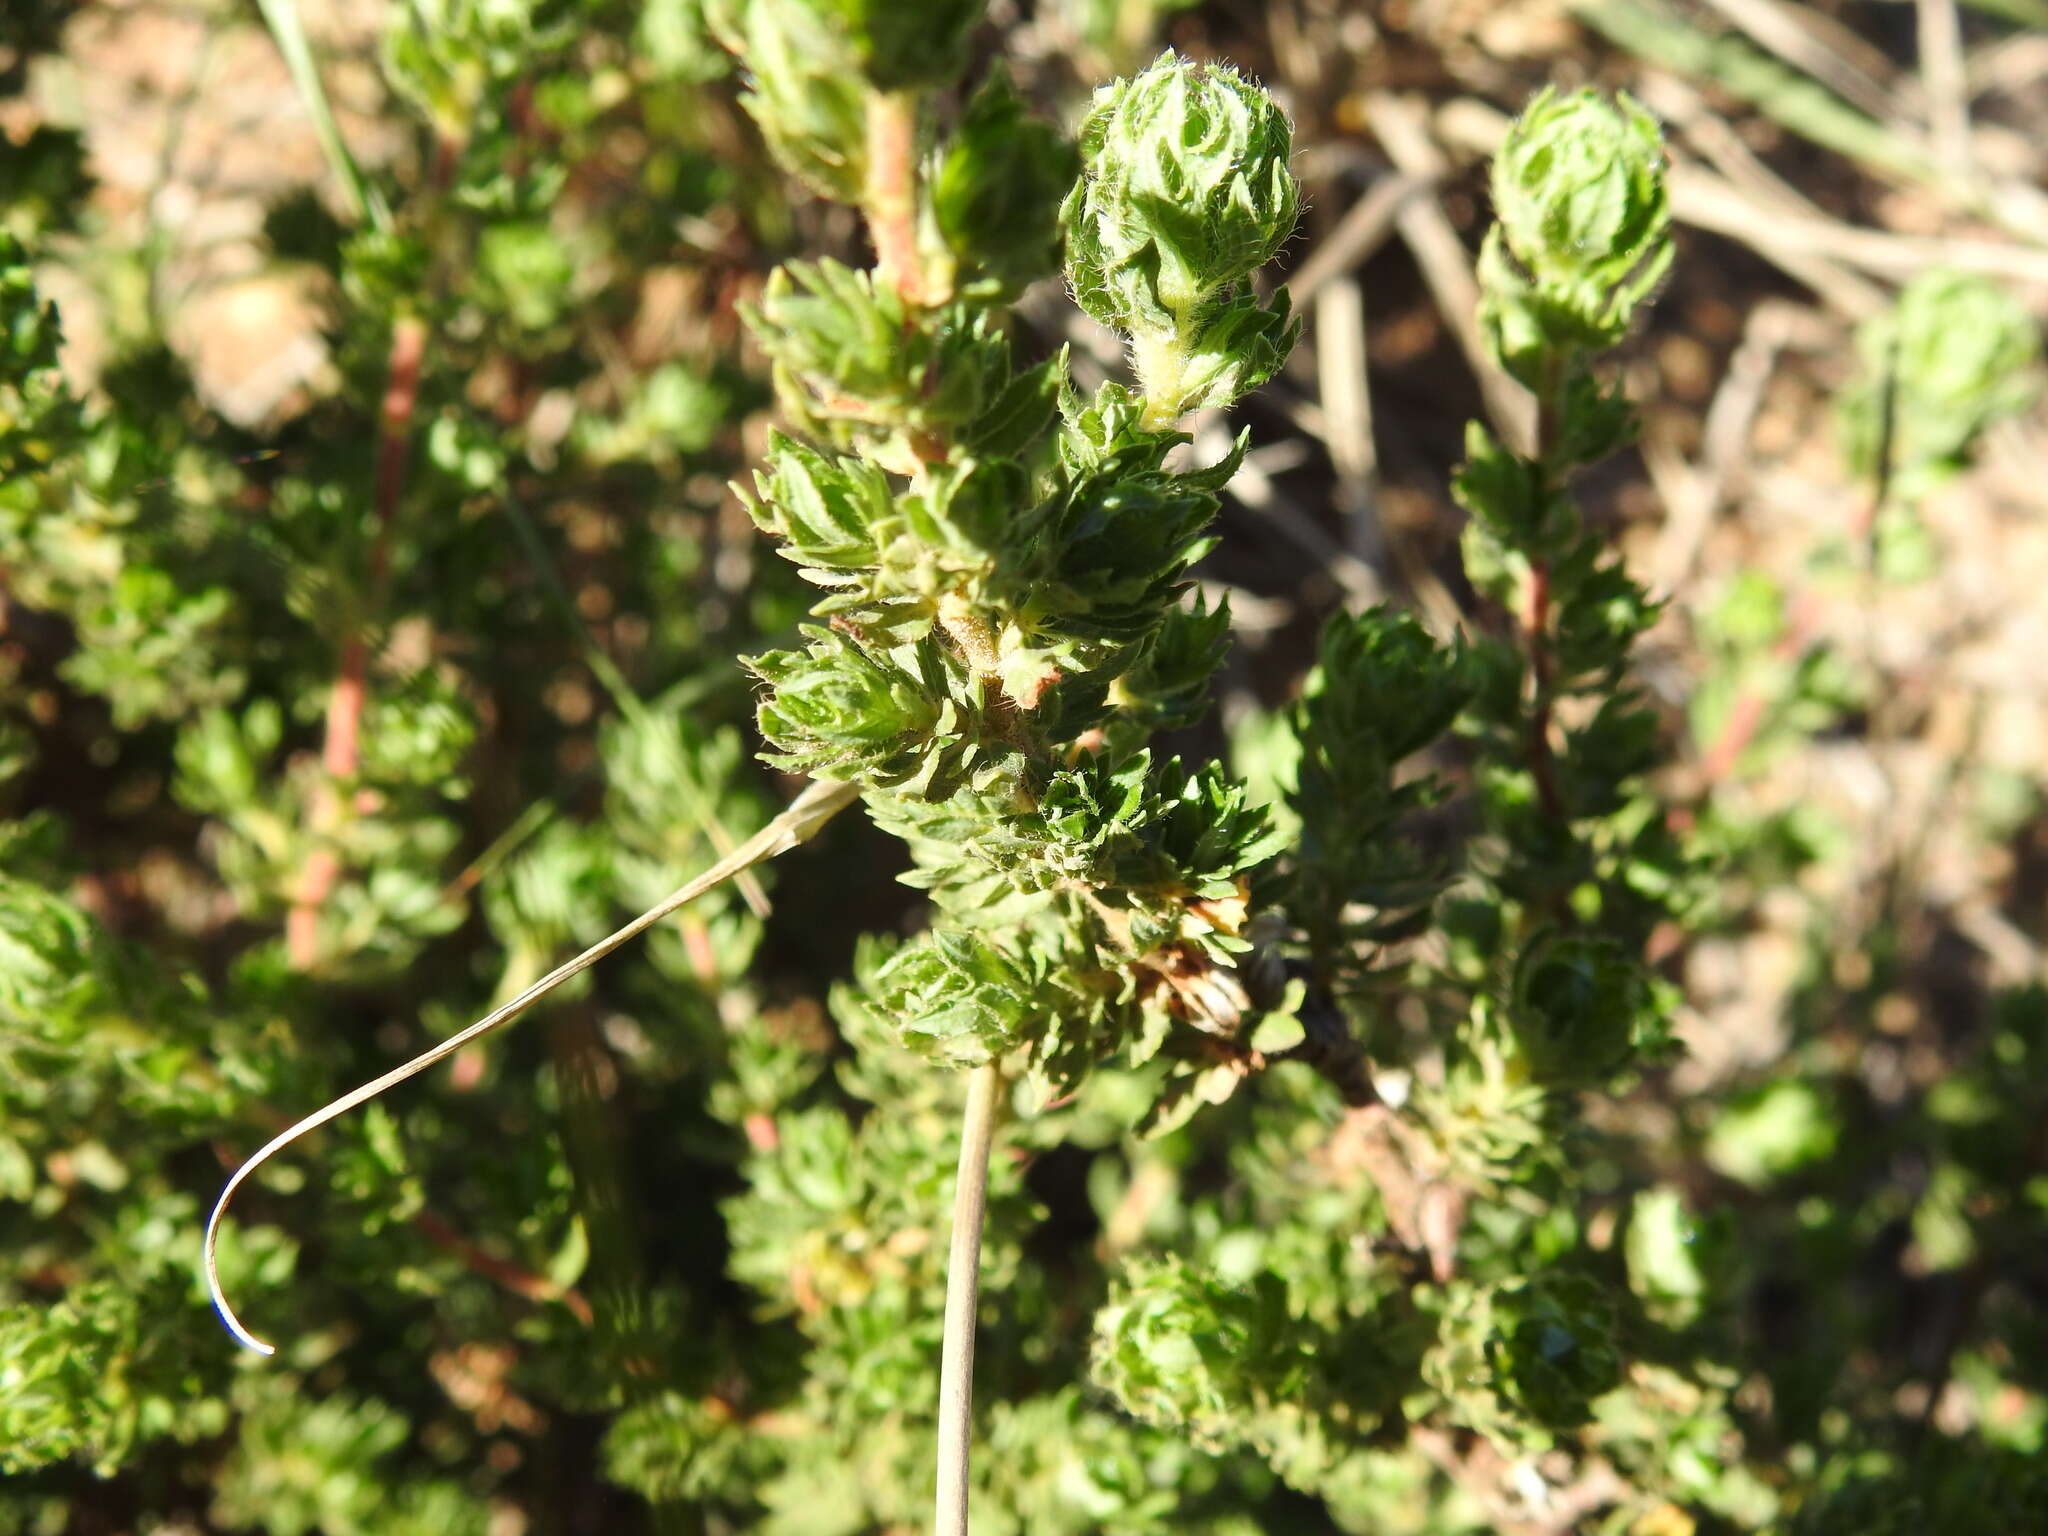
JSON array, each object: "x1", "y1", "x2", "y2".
[
  {"x1": 1090, "y1": 1258, "x2": 1309, "y2": 1452},
  {"x1": 1065, "y1": 52, "x2": 1300, "y2": 425},
  {"x1": 868, "y1": 928, "x2": 1038, "y2": 1065},
  {"x1": 1840, "y1": 267, "x2": 2042, "y2": 497},
  {"x1": 748, "y1": 629, "x2": 943, "y2": 785},
  {"x1": 1485, "y1": 1274, "x2": 1623, "y2": 1429},
  {"x1": 1479, "y1": 87, "x2": 1672, "y2": 383},
  {"x1": 1510, "y1": 931, "x2": 1658, "y2": 1085}
]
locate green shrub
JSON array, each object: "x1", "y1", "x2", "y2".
[{"x1": 4, "y1": 3, "x2": 2046, "y2": 1532}]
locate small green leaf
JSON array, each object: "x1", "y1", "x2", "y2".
[{"x1": 934, "y1": 68, "x2": 1078, "y2": 302}]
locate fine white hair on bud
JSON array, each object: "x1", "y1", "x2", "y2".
[
  {"x1": 1063, "y1": 51, "x2": 1301, "y2": 427},
  {"x1": 1477, "y1": 86, "x2": 1674, "y2": 385}
]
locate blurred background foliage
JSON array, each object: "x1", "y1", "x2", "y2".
[{"x1": 2, "y1": 0, "x2": 2047, "y2": 1532}]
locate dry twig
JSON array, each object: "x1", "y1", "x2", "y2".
[{"x1": 207, "y1": 777, "x2": 859, "y2": 1355}]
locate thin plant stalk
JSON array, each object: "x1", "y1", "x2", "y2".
[
  {"x1": 287, "y1": 314, "x2": 428, "y2": 968},
  {"x1": 935, "y1": 1060, "x2": 1001, "y2": 1536},
  {"x1": 206, "y1": 776, "x2": 857, "y2": 1356}
]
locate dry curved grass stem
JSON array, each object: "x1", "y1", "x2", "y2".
[{"x1": 203, "y1": 777, "x2": 858, "y2": 1356}]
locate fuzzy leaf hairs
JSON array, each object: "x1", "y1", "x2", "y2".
[
  {"x1": 1480, "y1": 85, "x2": 1673, "y2": 384},
  {"x1": 1066, "y1": 52, "x2": 1302, "y2": 426},
  {"x1": 730, "y1": 40, "x2": 1303, "y2": 1092},
  {"x1": 1079, "y1": 85, "x2": 1698, "y2": 1505}
]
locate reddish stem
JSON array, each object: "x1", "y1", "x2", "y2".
[
  {"x1": 1692, "y1": 470, "x2": 1883, "y2": 813},
  {"x1": 1522, "y1": 354, "x2": 1568, "y2": 825},
  {"x1": 287, "y1": 315, "x2": 428, "y2": 969},
  {"x1": 862, "y1": 90, "x2": 928, "y2": 307},
  {"x1": 371, "y1": 318, "x2": 428, "y2": 567},
  {"x1": 1523, "y1": 559, "x2": 1567, "y2": 821},
  {"x1": 411, "y1": 1208, "x2": 595, "y2": 1325},
  {"x1": 1693, "y1": 592, "x2": 1819, "y2": 792},
  {"x1": 1695, "y1": 682, "x2": 1770, "y2": 789}
]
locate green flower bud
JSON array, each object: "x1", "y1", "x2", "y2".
[
  {"x1": 1509, "y1": 931, "x2": 1654, "y2": 1084},
  {"x1": 1300, "y1": 606, "x2": 1474, "y2": 769},
  {"x1": 748, "y1": 629, "x2": 943, "y2": 785},
  {"x1": 1840, "y1": 268, "x2": 2042, "y2": 497},
  {"x1": 1065, "y1": 52, "x2": 1300, "y2": 424},
  {"x1": 1484, "y1": 1273, "x2": 1622, "y2": 1429},
  {"x1": 1034, "y1": 753, "x2": 1278, "y2": 924},
  {"x1": 1069, "y1": 52, "x2": 1296, "y2": 321},
  {"x1": 1491, "y1": 88, "x2": 1668, "y2": 295},
  {"x1": 744, "y1": 260, "x2": 1030, "y2": 465},
  {"x1": 1479, "y1": 87, "x2": 1672, "y2": 383},
  {"x1": 869, "y1": 928, "x2": 1037, "y2": 1065},
  {"x1": 1090, "y1": 1258, "x2": 1307, "y2": 1452}
]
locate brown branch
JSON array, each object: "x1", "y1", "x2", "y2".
[
  {"x1": 1321, "y1": 1104, "x2": 1462, "y2": 1282},
  {"x1": 411, "y1": 1208, "x2": 595, "y2": 1325},
  {"x1": 1413, "y1": 1426, "x2": 1630, "y2": 1536},
  {"x1": 287, "y1": 315, "x2": 428, "y2": 969},
  {"x1": 1693, "y1": 380, "x2": 1892, "y2": 808},
  {"x1": 1271, "y1": 984, "x2": 1379, "y2": 1108}
]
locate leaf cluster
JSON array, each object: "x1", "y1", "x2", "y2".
[
  {"x1": 1838, "y1": 266, "x2": 2043, "y2": 506},
  {"x1": 729, "y1": 41, "x2": 1305, "y2": 1091}
]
